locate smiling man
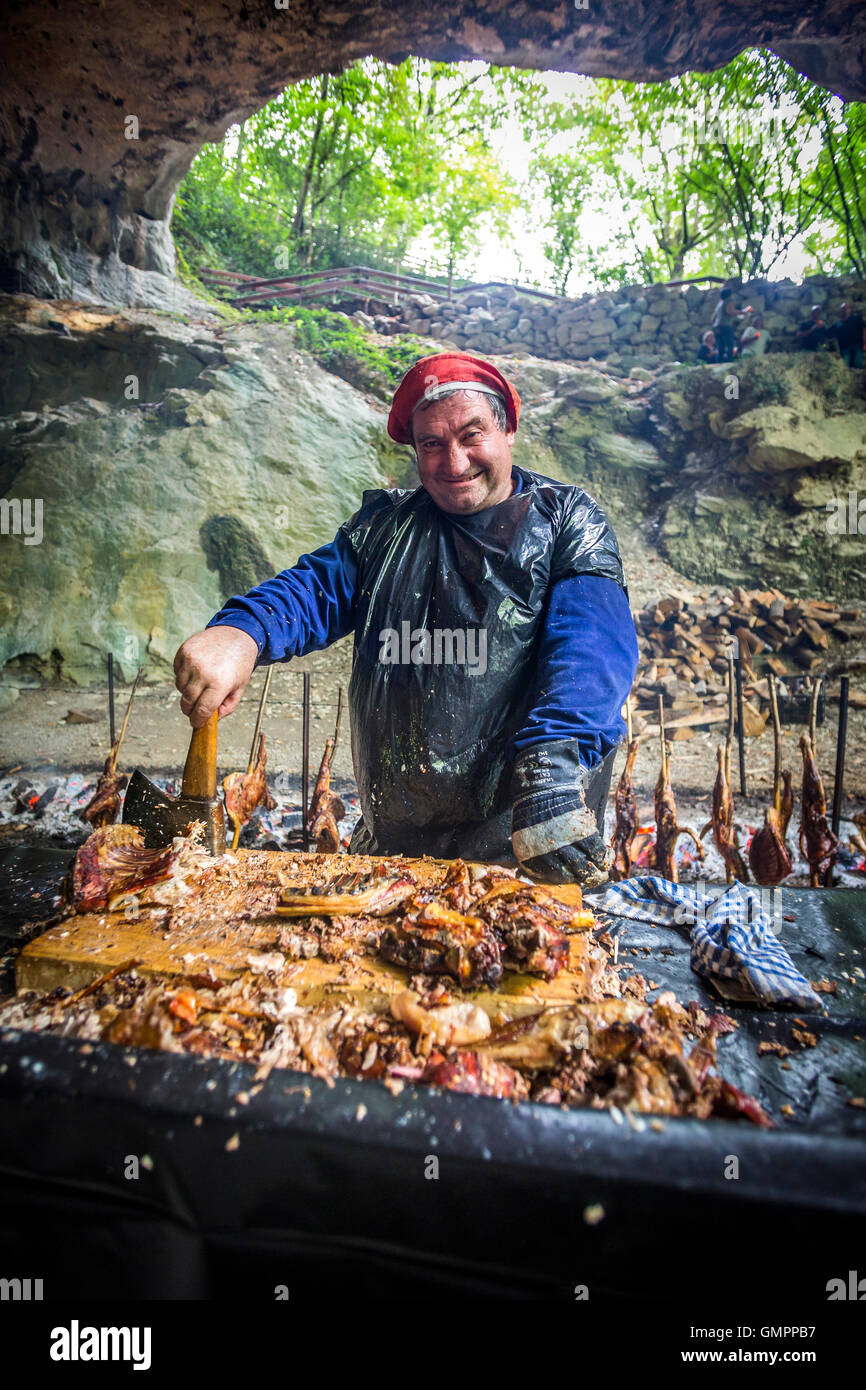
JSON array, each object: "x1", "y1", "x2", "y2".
[{"x1": 174, "y1": 352, "x2": 638, "y2": 884}]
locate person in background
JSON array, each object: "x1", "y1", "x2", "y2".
[
  {"x1": 697, "y1": 330, "x2": 718, "y2": 363},
  {"x1": 711, "y1": 286, "x2": 750, "y2": 363},
  {"x1": 738, "y1": 313, "x2": 771, "y2": 357},
  {"x1": 796, "y1": 305, "x2": 827, "y2": 352},
  {"x1": 826, "y1": 301, "x2": 865, "y2": 368}
]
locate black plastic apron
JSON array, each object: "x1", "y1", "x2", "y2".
[{"x1": 342, "y1": 466, "x2": 625, "y2": 858}]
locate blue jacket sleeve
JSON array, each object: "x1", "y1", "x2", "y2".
[
  {"x1": 513, "y1": 573, "x2": 639, "y2": 768},
  {"x1": 206, "y1": 530, "x2": 357, "y2": 663}
]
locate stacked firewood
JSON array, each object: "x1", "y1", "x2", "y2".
[{"x1": 631, "y1": 586, "x2": 863, "y2": 737}]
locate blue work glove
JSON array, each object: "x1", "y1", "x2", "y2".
[{"x1": 510, "y1": 739, "x2": 612, "y2": 887}]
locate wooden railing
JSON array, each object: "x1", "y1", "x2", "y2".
[
  {"x1": 198, "y1": 264, "x2": 453, "y2": 308},
  {"x1": 197, "y1": 264, "x2": 565, "y2": 309}
]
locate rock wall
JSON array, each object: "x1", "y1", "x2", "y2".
[
  {"x1": 392, "y1": 273, "x2": 866, "y2": 371},
  {"x1": 2, "y1": 1, "x2": 865, "y2": 306},
  {"x1": 0, "y1": 296, "x2": 407, "y2": 685},
  {"x1": 1, "y1": 293, "x2": 864, "y2": 692}
]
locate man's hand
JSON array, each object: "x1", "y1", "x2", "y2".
[
  {"x1": 173, "y1": 627, "x2": 260, "y2": 727},
  {"x1": 510, "y1": 740, "x2": 612, "y2": 887}
]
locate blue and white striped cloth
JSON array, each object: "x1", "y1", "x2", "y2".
[{"x1": 592, "y1": 875, "x2": 822, "y2": 1010}]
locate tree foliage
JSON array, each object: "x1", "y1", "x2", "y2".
[{"x1": 172, "y1": 50, "x2": 866, "y2": 295}]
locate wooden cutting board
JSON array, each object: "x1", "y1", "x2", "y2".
[{"x1": 15, "y1": 851, "x2": 594, "y2": 1017}]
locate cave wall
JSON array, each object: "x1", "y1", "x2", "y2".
[{"x1": 1, "y1": 0, "x2": 865, "y2": 308}]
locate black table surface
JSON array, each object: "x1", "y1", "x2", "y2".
[{"x1": 0, "y1": 844, "x2": 864, "y2": 1299}]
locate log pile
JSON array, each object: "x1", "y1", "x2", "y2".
[{"x1": 632, "y1": 586, "x2": 862, "y2": 738}]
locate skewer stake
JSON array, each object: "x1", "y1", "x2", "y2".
[
  {"x1": 658, "y1": 694, "x2": 666, "y2": 779},
  {"x1": 768, "y1": 672, "x2": 781, "y2": 814},
  {"x1": 108, "y1": 668, "x2": 142, "y2": 775},
  {"x1": 809, "y1": 674, "x2": 821, "y2": 749},
  {"x1": 726, "y1": 653, "x2": 735, "y2": 780},
  {"x1": 245, "y1": 665, "x2": 274, "y2": 774},
  {"x1": 302, "y1": 673, "x2": 311, "y2": 852},
  {"x1": 107, "y1": 653, "x2": 116, "y2": 748},
  {"x1": 734, "y1": 652, "x2": 747, "y2": 795},
  {"x1": 330, "y1": 685, "x2": 344, "y2": 768},
  {"x1": 825, "y1": 675, "x2": 849, "y2": 887},
  {"x1": 625, "y1": 696, "x2": 633, "y2": 747}
]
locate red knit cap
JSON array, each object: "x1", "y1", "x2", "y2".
[{"x1": 387, "y1": 352, "x2": 521, "y2": 444}]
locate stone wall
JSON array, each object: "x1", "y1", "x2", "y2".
[{"x1": 391, "y1": 273, "x2": 866, "y2": 372}]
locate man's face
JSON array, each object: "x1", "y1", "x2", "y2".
[
  {"x1": 412, "y1": 391, "x2": 516, "y2": 514},
  {"x1": 840, "y1": 302, "x2": 850, "y2": 319}
]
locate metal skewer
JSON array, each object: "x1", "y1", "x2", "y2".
[
  {"x1": 330, "y1": 685, "x2": 344, "y2": 768},
  {"x1": 809, "y1": 674, "x2": 821, "y2": 750},
  {"x1": 734, "y1": 650, "x2": 747, "y2": 795},
  {"x1": 107, "y1": 653, "x2": 116, "y2": 748},
  {"x1": 825, "y1": 675, "x2": 849, "y2": 887},
  {"x1": 302, "y1": 673, "x2": 311, "y2": 852},
  {"x1": 768, "y1": 672, "x2": 782, "y2": 814}
]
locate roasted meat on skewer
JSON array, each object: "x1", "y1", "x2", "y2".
[
  {"x1": 799, "y1": 732, "x2": 839, "y2": 887},
  {"x1": 307, "y1": 733, "x2": 346, "y2": 853},
  {"x1": 650, "y1": 727, "x2": 704, "y2": 883},
  {"x1": 779, "y1": 770, "x2": 794, "y2": 842},
  {"x1": 749, "y1": 674, "x2": 793, "y2": 886},
  {"x1": 81, "y1": 669, "x2": 141, "y2": 827},
  {"x1": 748, "y1": 805, "x2": 793, "y2": 885},
  {"x1": 82, "y1": 754, "x2": 129, "y2": 828},
  {"x1": 222, "y1": 733, "x2": 277, "y2": 846},
  {"x1": 701, "y1": 745, "x2": 748, "y2": 884},
  {"x1": 610, "y1": 738, "x2": 640, "y2": 881}
]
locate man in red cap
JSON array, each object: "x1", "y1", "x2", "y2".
[{"x1": 174, "y1": 352, "x2": 638, "y2": 884}]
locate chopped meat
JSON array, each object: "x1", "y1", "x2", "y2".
[
  {"x1": 419, "y1": 1049, "x2": 525, "y2": 1099},
  {"x1": 378, "y1": 903, "x2": 503, "y2": 990},
  {"x1": 66, "y1": 824, "x2": 186, "y2": 912}
]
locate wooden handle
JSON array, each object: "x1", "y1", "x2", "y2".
[{"x1": 181, "y1": 712, "x2": 218, "y2": 799}]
